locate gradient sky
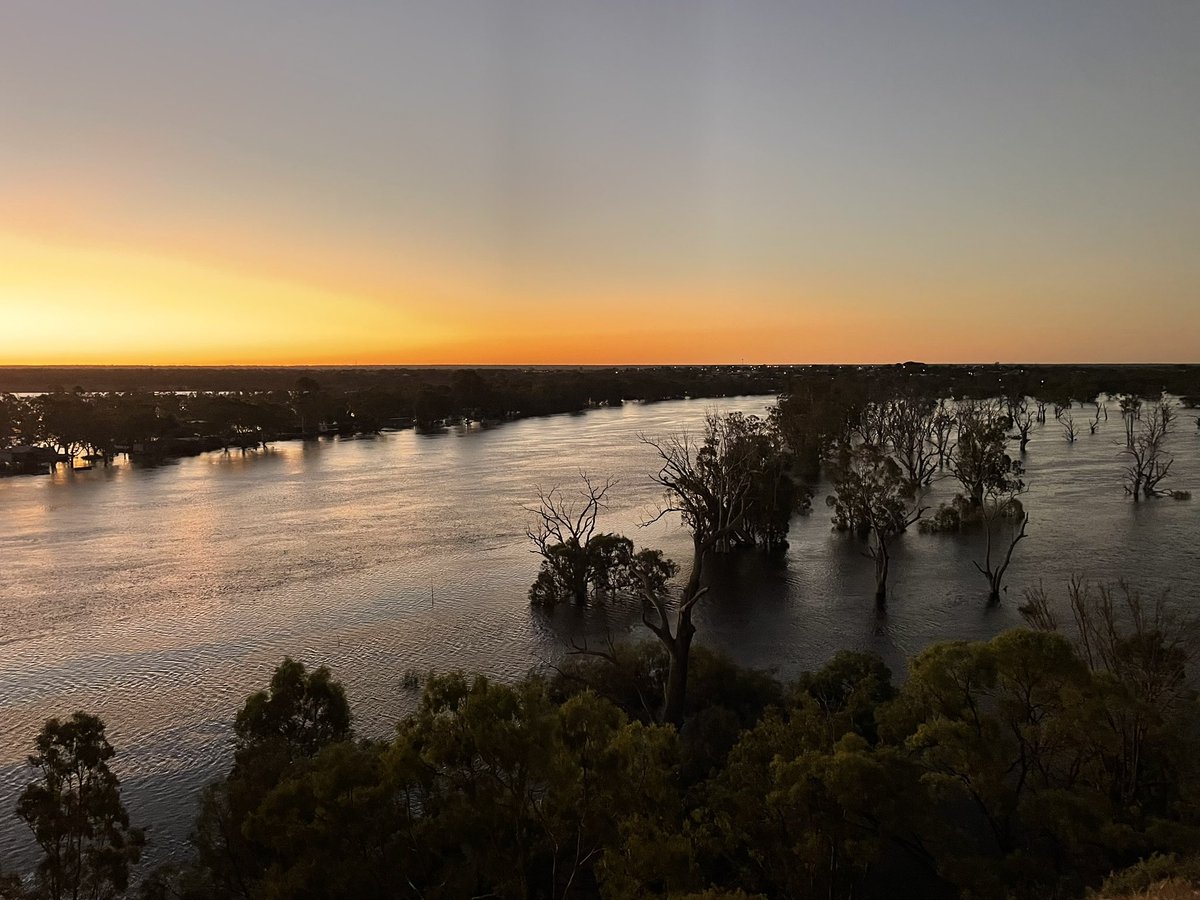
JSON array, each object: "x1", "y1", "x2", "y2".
[{"x1": 2, "y1": 1, "x2": 1198, "y2": 365}]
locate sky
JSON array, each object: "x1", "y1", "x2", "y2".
[{"x1": 1, "y1": 1, "x2": 1198, "y2": 365}]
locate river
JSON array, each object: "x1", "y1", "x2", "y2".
[{"x1": 1, "y1": 394, "x2": 1197, "y2": 866}]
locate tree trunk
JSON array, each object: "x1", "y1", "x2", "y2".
[
  {"x1": 874, "y1": 538, "x2": 889, "y2": 607},
  {"x1": 987, "y1": 578, "x2": 1001, "y2": 606},
  {"x1": 662, "y1": 619, "x2": 695, "y2": 727},
  {"x1": 661, "y1": 538, "x2": 703, "y2": 727}
]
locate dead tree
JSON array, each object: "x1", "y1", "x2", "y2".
[
  {"x1": 1062, "y1": 412, "x2": 1078, "y2": 443},
  {"x1": 1118, "y1": 394, "x2": 1143, "y2": 447},
  {"x1": 525, "y1": 473, "x2": 616, "y2": 604},
  {"x1": 1090, "y1": 404, "x2": 1103, "y2": 435},
  {"x1": 975, "y1": 508, "x2": 1029, "y2": 605},
  {"x1": 1009, "y1": 397, "x2": 1034, "y2": 452},
  {"x1": 1122, "y1": 400, "x2": 1176, "y2": 500}
]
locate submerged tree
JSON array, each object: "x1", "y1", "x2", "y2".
[
  {"x1": 930, "y1": 399, "x2": 957, "y2": 468},
  {"x1": 1122, "y1": 400, "x2": 1179, "y2": 500},
  {"x1": 722, "y1": 412, "x2": 810, "y2": 551},
  {"x1": 1117, "y1": 393, "x2": 1143, "y2": 447},
  {"x1": 527, "y1": 475, "x2": 625, "y2": 605},
  {"x1": 947, "y1": 400, "x2": 1014, "y2": 510},
  {"x1": 972, "y1": 456, "x2": 1029, "y2": 605},
  {"x1": 884, "y1": 396, "x2": 939, "y2": 488},
  {"x1": 1062, "y1": 411, "x2": 1078, "y2": 443},
  {"x1": 526, "y1": 474, "x2": 675, "y2": 606},
  {"x1": 638, "y1": 414, "x2": 757, "y2": 725},
  {"x1": 1008, "y1": 396, "x2": 1034, "y2": 452},
  {"x1": 16, "y1": 713, "x2": 145, "y2": 900},
  {"x1": 828, "y1": 444, "x2": 926, "y2": 605}
]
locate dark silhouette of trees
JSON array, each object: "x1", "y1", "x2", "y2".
[
  {"x1": 639, "y1": 414, "x2": 758, "y2": 726},
  {"x1": 1008, "y1": 396, "x2": 1034, "y2": 452},
  {"x1": 828, "y1": 444, "x2": 926, "y2": 605},
  {"x1": 1019, "y1": 577, "x2": 1199, "y2": 809},
  {"x1": 525, "y1": 475, "x2": 677, "y2": 607},
  {"x1": 9, "y1": 611, "x2": 1200, "y2": 900},
  {"x1": 189, "y1": 658, "x2": 351, "y2": 899},
  {"x1": 233, "y1": 657, "x2": 351, "y2": 761},
  {"x1": 1062, "y1": 410, "x2": 1078, "y2": 442},
  {"x1": 930, "y1": 399, "x2": 957, "y2": 468},
  {"x1": 1117, "y1": 393, "x2": 1143, "y2": 447},
  {"x1": 947, "y1": 400, "x2": 1014, "y2": 510},
  {"x1": 15, "y1": 713, "x2": 144, "y2": 900},
  {"x1": 718, "y1": 412, "x2": 809, "y2": 550},
  {"x1": 972, "y1": 453, "x2": 1029, "y2": 605},
  {"x1": 884, "y1": 395, "x2": 939, "y2": 488},
  {"x1": 1122, "y1": 399, "x2": 1178, "y2": 500}
]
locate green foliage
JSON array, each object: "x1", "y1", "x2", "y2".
[
  {"x1": 234, "y1": 657, "x2": 352, "y2": 764},
  {"x1": 947, "y1": 401, "x2": 1022, "y2": 510},
  {"x1": 882, "y1": 629, "x2": 1157, "y2": 897},
  {"x1": 794, "y1": 650, "x2": 896, "y2": 744},
  {"x1": 827, "y1": 444, "x2": 915, "y2": 540},
  {"x1": 15, "y1": 712, "x2": 144, "y2": 900},
  {"x1": 183, "y1": 658, "x2": 353, "y2": 899},
  {"x1": 529, "y1": 534, "x2": 678, "y2": 607},
  {"x1": 13, "y1": 618, "x2": 1200, "y2": 900},
  {"x1": 1095, "y1": 854, "x2": 1200, "y2": 897},
  {"x1": 713, "y1": 412, "x2": 811, "y2": 550}
]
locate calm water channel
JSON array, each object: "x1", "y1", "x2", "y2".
[{"x1": 1, "y1": 395, "x2": 1198, "y2": 865}]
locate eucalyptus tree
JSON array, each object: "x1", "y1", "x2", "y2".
[
  {"x1": 16, "y1": 713, "x2": 145, "y2": 900},
  {"x1": 883, "y1": 395, "x2": 938, "y2": 488},
  {"x1": 638, "y1": 413, "x2": 759, "y2": 725},
  {"x1": 930, "y1": 400, "x2": 956, "y2": 468},
  {"x1": 525, "y1": 474, "x2": 633, "y2": 606},
  {"x1": 947, "y1": 399, "x2": 1014, "y2": 510},
  {"x1": 720, "y1": 412, "x2": 809, "y2": 550},
  {"x1": 973, "y1": 456, "x2": 1029, "y2": 605},
  {"x1": 828, "y1": 443, "x2": 926, "y2": 605},
  {"x1": 189, "y1": 658, "x2": 353, "y2": 899}
]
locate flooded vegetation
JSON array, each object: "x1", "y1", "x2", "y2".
[{"x1": 2, "y1": 365, "x2": 1199, "y2": 899}]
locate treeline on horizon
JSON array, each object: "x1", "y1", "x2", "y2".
[
  {"x1": 2, "y1": 362, "x2": 1200, "y2": 398},
  {"x1": 2, "y1": 363, "x2": 1198, "y2": 474},
  {"x1": 5, "y1": 601, "x2": 1200, "y2": 900}
]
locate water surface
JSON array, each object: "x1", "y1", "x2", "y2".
[{"x1": 1, "y1": 396, "x2": 1197, "y2": 865}]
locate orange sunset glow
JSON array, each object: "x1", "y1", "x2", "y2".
[{"x1": 2, "y1": 2, "x2": 1198, "y2": 365}]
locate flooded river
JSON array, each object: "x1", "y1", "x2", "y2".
[{"x1": 1, "y1": 395, "x2": 1197, "y2": 865}]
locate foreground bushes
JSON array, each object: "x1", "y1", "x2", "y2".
[{"x1": 6, "y1": 620, "x2": 1200, "y2": 899}]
